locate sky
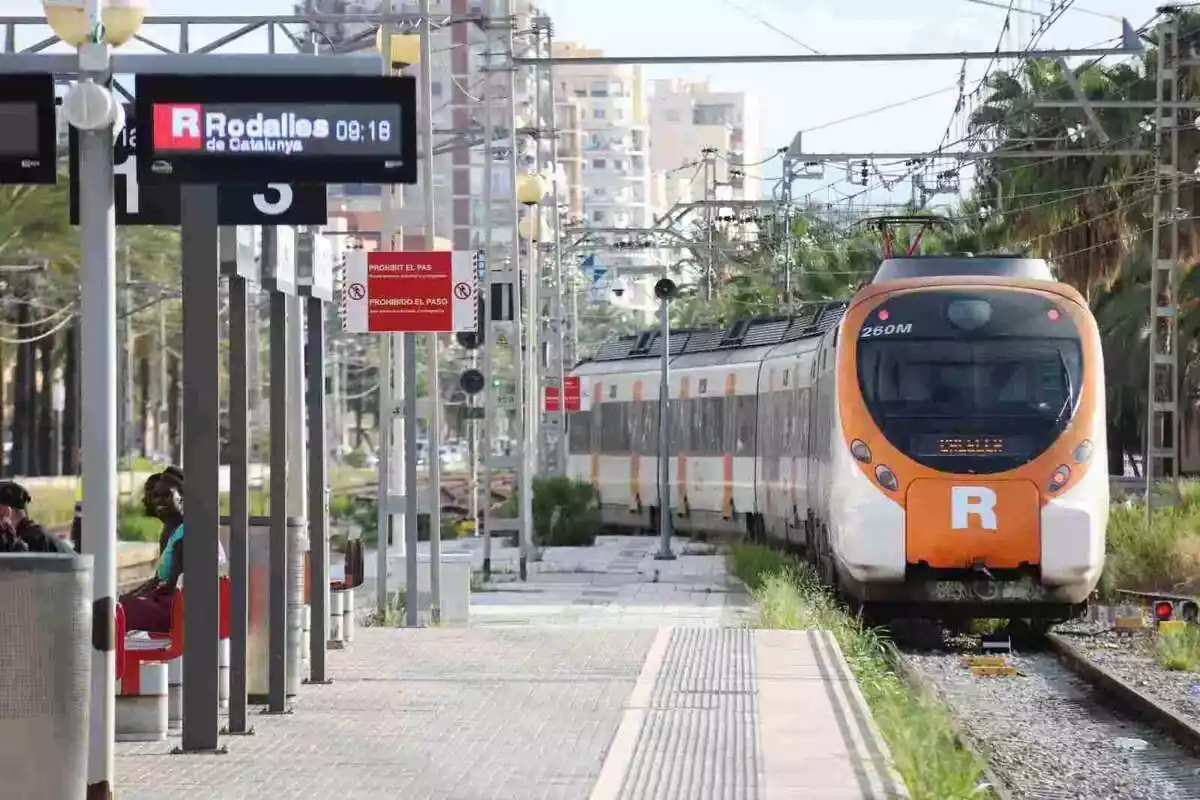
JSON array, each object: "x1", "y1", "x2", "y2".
[{"x1": 5, "y1": 0, "x2": 1162, "y2": 205}]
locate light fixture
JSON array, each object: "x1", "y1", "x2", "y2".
[
  {"x1": 516, "y1": 172, "x2": 546, "y2": 207},
  {"x1": 43, "y1": 0, "x2": 147, "y2": 47},
  {"x1": 374, "y1": 25, "x2": 419, "y2": 67}
]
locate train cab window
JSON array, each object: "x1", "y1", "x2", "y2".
[{"x1": 855, "y1": 289, "x2": 1084, "y2": 473}]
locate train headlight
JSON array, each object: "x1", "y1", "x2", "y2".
[
  {"x1": 1073, "y1": 440, "x2": 1093, "y2": 463},
  {"x1": 874, "y1": 464, "x2": 898, "y2": 491},
  {"x1": 1048, "y1": 464, "x2": 1070, "y2": 493},
  {"x1": 850, "y1": 439, "x2": 872, "y2": 463}
]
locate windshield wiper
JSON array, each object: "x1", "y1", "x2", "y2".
[{"x1": 1054, "y1": 349, "x2": 1074, "y2": 425}]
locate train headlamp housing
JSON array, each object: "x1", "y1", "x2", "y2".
[
  {"x1": 850, "y1": 439, "x2": 872, "y2": 463},
  {"x1": 874, "y1": 464, "x2": 898, "y2": 491},
  {"x1": 1048, "y1": 464, "x2": 1070, "y2": 493}
]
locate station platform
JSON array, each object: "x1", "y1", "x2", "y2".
[{"x1": 114, "y1": 537, "x2": 906, "y2": 799}]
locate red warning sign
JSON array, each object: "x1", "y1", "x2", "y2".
[{"x1": 341, "y1": 250, "x2": 478, "y2": 334}]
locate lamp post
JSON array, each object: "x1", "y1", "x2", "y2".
[
  {"x1": 515, "y1": 172, "x2": 545, "y2": 580},
  {"x1": 41, "y1": 0, "x2": 146, "y2": 792},
  {"x1": 372, "y1": 21, "x2": 419, "y2": 618},
  {"x1": 653, "y1": 278, "x2": 678, "y2": 561}
]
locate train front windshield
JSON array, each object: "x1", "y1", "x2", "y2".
[{"x1": 855, "y1": 289, "x2": 1083, "y2": 474}]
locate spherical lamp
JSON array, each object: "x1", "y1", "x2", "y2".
[
  {"x1": 43, "y1": 0, "x2": 147, "y2": 47},
  {"x1": 516, "y1": 172, "x2": 546, "y2": 207}
]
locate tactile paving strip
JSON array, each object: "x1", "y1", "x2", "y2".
[{"x1": 618, "y1": 628, "x2": 764, "y2": 799}]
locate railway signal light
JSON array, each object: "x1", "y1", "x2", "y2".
[
  {"x1": 459, "y1": 368, "x2": 485, "y2": 396},
  {"x1": 1154, "y1": 600, "x2": 1174, "y2": 622}
]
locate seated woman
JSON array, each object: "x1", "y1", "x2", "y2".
[{"x1": 119, "y1": 470, "x2": 187, "y2": 633}]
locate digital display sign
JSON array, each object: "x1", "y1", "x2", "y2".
[
  {"x1": 151, "y1": 104, "x2": 402, "y2": 157},
  {"x1": 0, "y1": 75, "x2": 57, "y2": 185},
  {"x1": 136, "y1": 74, "x2": 417, "y2": 186},
  {"x1": 937, "y1": 436, "x2": 1005, "y2": 456}
]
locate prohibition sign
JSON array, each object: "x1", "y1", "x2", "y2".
[
  {"x1": 453, "y1": 281, "x2": 472, "y2": 300},
  {"x1": 347, "y1": 282, "x2": 366, "y2": 300}
]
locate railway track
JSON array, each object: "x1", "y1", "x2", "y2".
[{"x1": 896, "y1": 626, "x2": 1200, "y2": 799}]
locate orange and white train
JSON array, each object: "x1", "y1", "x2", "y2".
[{"x1": 567, "y1": 255, "x2": 1108, "y2": 625}]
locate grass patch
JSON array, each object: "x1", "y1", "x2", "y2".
[
  {"x1": 1157, "y1": 625, "x2": 1200, "y2": 671},
  {"x1": 361, "y1": 590, "x2": 406, "y2": 627},
  {"x1": 1102, "y1": 481, "x2": 1200, "y2": 599},
  {"x1": 729, "y1": 544, "x2": 990, "y2": 800}
]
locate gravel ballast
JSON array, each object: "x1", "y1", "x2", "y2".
[{"x1": 907, "y1": 648, "x2": 1200, "y2": 799}]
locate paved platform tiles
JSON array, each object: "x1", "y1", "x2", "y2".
[{"x1": 115, "y1": 536, "x2": 905, "y2": 799}]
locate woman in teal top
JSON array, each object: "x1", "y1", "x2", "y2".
[{"x1": 120, "y1": 470, "x2": 186, "y2": 632}]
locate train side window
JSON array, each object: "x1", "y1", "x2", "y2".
[
  {"x1": 735, "y1": 395, "x2": 757, "y2": 457},
  {"x1": 568, "y1": 410, "x2": 591, "y2": 453}
]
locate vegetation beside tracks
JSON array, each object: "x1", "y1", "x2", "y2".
[
  {"x1": 729, "y1": 544, "x2": 994, "y2": 800},
  {"x1": 1103, "y1": 481, "x2": 1200, "y2": 601}
]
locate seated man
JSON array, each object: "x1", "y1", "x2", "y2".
[{"x1": 0, "y1": 481, "x2": 74, "y2": 554}]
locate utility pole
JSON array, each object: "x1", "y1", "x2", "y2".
[
  {"x1": 701, "y1": 147, "x2": 717, "y2": 301},
  {"x1": 779, "y1": 153, "x2": 795, "y2": 315},
  {"x1": 419, "y1": 0, "x2": 442, "y2": 623},
  {"x1": 1146, "y1": 10, "x2": 1183, "y2": 522},
  {"x1": 475, "y1": 0, "x2": 532, "y2": 579},
  {"x1": 122, "y1": 244, "x2": 134, "y2": 475}
]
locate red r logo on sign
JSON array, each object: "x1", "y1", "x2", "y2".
[{"x1": 153, "y1": 103, "x2": 204, "y2": 150}]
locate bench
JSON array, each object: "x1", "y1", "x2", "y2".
[
  {"x1": 118, "y1": 576, "x2": 232, "y2": 695},
  {"x1": 300, "y1": 540, "x2": 365, "y2": 647}
]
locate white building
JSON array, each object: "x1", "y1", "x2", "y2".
[{"x1": 647, "y1": 78, "x2": 762, "y2": 221}]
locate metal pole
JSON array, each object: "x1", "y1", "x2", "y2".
[
  {"x1": 1146, "y1": 20, "x2": 1166, "y2": 522},
  {"x1": 306, "y1": 295, "x2": 330, "y2": 682},
  {"x1": 404, "y1": 328, "x2": 419, "y2": 624},
  {"x1": 655, "y1": 295, "x2": 675, "y2": 561},
  {"x1": 546, "y1": 21, "x2": 567, "y2": 475},
  {"x1": 375, "y1": 262, "x2": 392, "y2": 616},
  {"x1": 704, "y1": 150, "x2": 715, "y2": 301},
  {"x1": 504, "y1": 0, "x2": 529, "y2": 582},
  {"x1": 225, "y1": 252, "x2": 252, "y2": 736},
  {"x1": 481, "y1": 16, "x2": 496, "y2": 582},
  {"x1": 1168, "y1": 15, "x2": 1182, "y2": 503},
  {"x1": 376, "y1": 6, "x2": 395, "y2": 618},
  {"x1": 523, "y1": 217, "x2": 537, "y2": 576},
  {"x1": 265, "y1": 228, "x2": 290, "y2": 714},
  {"x1": 179, "y1": 185, "x2": 222, "y2": 749},
  {"x1": 79, "y1": 76, "x2": 118, "y2": 799},
  {"x1": 286, "y1": 287, "x2": 307, "y2": 520},
  {"x1": 419, "y1": 0, "x2": 441, "y2": 622}
]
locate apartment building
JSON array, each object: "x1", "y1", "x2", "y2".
[
  {"x1": 647, "y1": 78, "x2": 762, "y2": 221},
  {"x1": 304, "y1": 0, "x2": 543, "y2": 254}
]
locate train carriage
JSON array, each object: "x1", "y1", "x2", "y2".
[{"x1": 567, "y1": 255, "x2": 1108, "y2": 626}]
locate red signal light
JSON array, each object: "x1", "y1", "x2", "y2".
[
  {"x1": 1047, "y1": 308, "x2": 1061, "y2": 321},
  {"x1": 1154, "y1": 600, "x2": 1174, "y2": 621},
  {"x1": 878, "y1": 309, "x2": 890, "y2": 321}
]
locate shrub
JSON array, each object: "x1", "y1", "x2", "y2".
[
  {"x1": 500, "y1": 476, "x2": 601, "y2": 547},
  {"x1": 1100, "y1": 481, "x2": 1200, "y2": 599},
  {"x1": 118, "y1": 503, "x2": 162, "y2": 543}
]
